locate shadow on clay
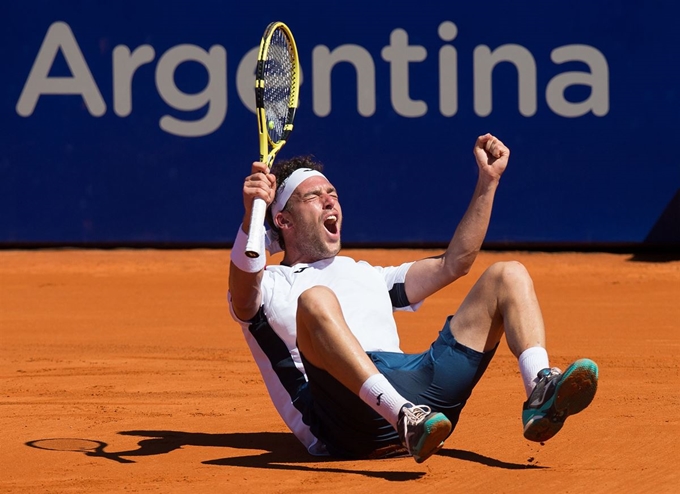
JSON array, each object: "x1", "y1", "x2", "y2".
[{"x1": 26, "y1": 430, "x2": 543, "y2": 480}]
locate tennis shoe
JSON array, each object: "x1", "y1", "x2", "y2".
[
  {"x1": 522, "y1": 358, "x2": 599, "y2": 442},
  {"x1": 397, "y1": 404, "x2": 452, "y2": 463}
]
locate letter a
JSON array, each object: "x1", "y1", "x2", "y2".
[{"x1": 16, "y1": 21, "x2": 106, "y2": 117}]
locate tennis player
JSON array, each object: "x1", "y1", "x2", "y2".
[{"x1": 228, "y1": 133, "x2": 599, "y2": 463}]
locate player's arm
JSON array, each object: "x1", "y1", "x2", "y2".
[
  {"x1": 404, "y1": 134, "x2": 510, "y2": 303},
  {"x1": 229, "y1": 162, "x2": 277, "y2": 322}
]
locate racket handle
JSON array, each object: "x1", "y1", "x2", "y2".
[{"x1": 245, "y1": 197, "x2": 267, "y2": 258}]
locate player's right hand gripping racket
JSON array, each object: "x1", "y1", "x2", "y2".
[{"x1": 245, "y1": 21, "x2": 300, "y2": 258}]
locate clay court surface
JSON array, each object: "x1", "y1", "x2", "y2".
[{"x1": 1, "y1": 249, "x2": 678, "y2": 492}]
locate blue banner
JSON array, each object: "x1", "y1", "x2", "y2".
[{"x1": 1, "y1": 1, "x2": 678, "y2": 245}]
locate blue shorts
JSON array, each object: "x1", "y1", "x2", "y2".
[{"x1": 299, "y1": 316, "x2": 497, "y2": 459}]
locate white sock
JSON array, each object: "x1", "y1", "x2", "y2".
[
  {"x1": 358, "y1": 373, "x2": 409, "y2": 429},
  {"x1": 518, "y1": 346, "x2": 550, "y2": 398}
]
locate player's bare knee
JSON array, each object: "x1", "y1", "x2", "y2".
[
  {"x1": 486, "y1": 261, "x2": 533, "y2": 290},
  {"x1": 297, "y1": 286, "x2": 337, "y2": 320}
]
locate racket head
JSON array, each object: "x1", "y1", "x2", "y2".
[{"x1": 256, "y1": 22, "x2": 300, "y2": 166}]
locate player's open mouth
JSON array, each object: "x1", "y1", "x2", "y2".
[{"x1": 324, "y1": 215, "x2": 338, "y2": 235}]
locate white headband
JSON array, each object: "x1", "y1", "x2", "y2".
[{"x1": 271, "y1": 168, "x2": 326, "y2": 218}]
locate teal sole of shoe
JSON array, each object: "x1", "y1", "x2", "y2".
[
  {"x1": 413, "y1": 415, "x2": 452, "y2": 463},
  {"x1": 555, "y1": 358, "x2": 599, "y2": 416}
]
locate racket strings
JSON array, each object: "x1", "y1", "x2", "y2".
[{"x1": 263, "y1": 29, "x2": 294, "y2": 143}]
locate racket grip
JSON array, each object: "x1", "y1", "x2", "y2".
[{"x1": 245, "y1": 197, "x2": 267, "y2": 258}]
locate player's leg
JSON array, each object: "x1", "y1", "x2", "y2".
[
  {"x1": 296, "y1": 285, "x2": 376, "y2": 394},
  {"x1": 447, "y1": 261, "x2": 598, "y2": 442},
  {"x1": 447, "y1": 261, "x2": 545, "y2": 358},
  {"x1": 296, "y1": 285, "x2": 451, "y2": 462}
]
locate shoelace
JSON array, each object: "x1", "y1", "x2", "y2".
[
  {"x1": 547, "y1": 367, "x2": 562, "y2": 377},
  {"x1": 528, "y1": 368, "x2": 563, "y2": 407},
  {"x1": 401, "y1": 405, "x2": 432, "y2": 450}
]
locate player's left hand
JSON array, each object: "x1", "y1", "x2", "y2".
[{"x1": 473, "y1": 133, "x2": 509, "y2": 181}]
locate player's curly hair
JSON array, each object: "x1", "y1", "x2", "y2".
[{"x1": 265, "y1": 155, "x2": 324, "y2": 251}]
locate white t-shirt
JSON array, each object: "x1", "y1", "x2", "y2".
[{"x1": 228, "y1": 255, "x2": 421, "y2": 454}]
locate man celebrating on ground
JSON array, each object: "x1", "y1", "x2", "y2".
[{"x1": 228, "y1": 133, "x2": 598, "y2": 463}]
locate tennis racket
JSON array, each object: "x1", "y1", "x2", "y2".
[{"x1": 245, "y1": 21, "x2": 300, "y2": 258}]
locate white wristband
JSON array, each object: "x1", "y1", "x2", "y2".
[{"x1": 230, "y1": 225, "x2": 266, "y2": 273}]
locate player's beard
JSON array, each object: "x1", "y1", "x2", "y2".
[{"x1": 297, "y1": 219, "x2": 341, "y2": 261}]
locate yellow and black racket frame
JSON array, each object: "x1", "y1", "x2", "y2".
[{"x1": 255, "y1": 21, "x2": 300, "y2": 168}]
